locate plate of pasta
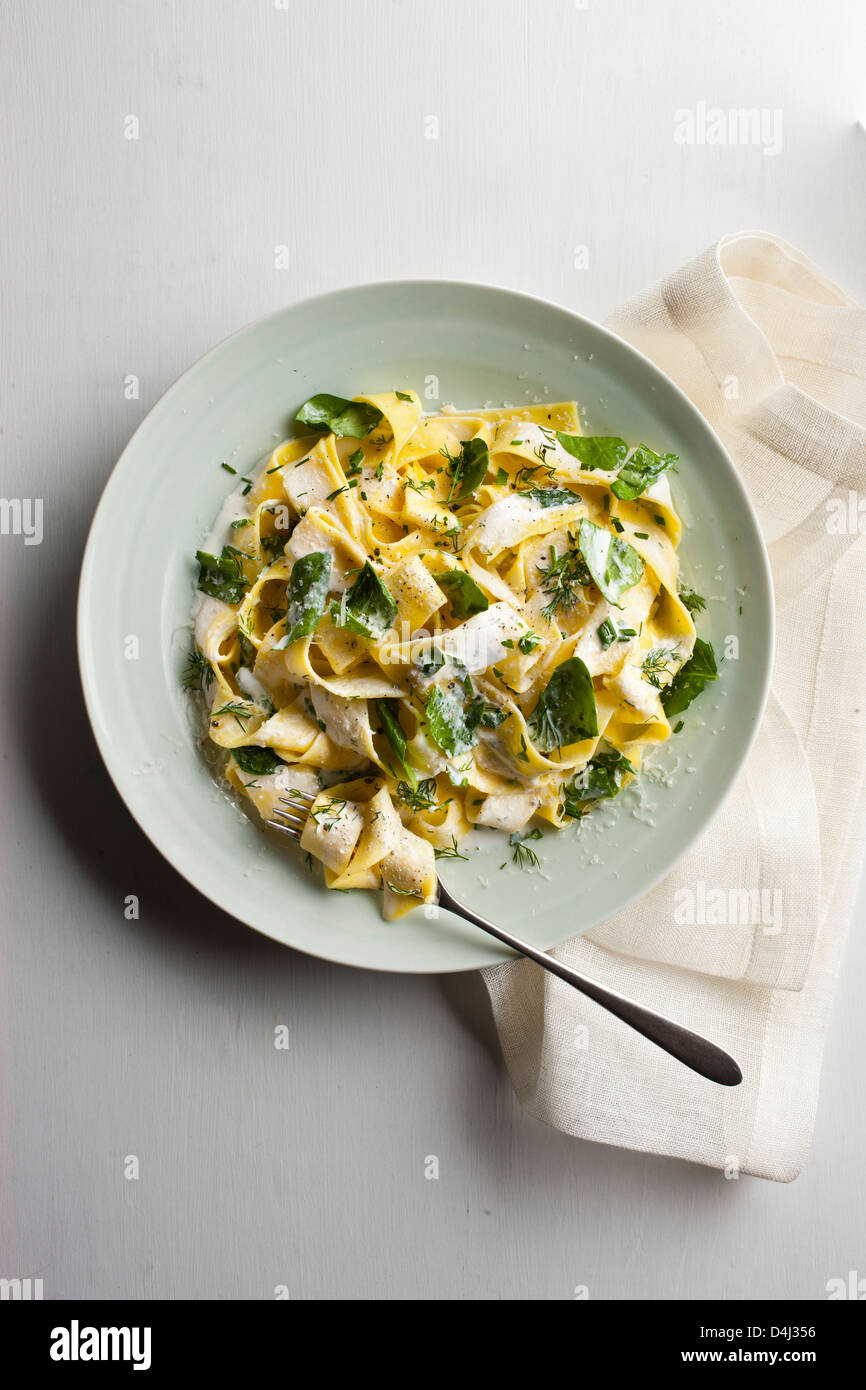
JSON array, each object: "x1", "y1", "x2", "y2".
[{"x1": 78, "y1": 281, "x2": 773, "y2": 971}]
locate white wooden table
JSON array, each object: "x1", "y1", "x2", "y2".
[{"x1": 2, "y1": 0, "x2": 864, "y2": 1300}]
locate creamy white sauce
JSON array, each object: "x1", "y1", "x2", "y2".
[
  {"x1": 237, "y1": 666, "x2": 269, "y2": 703},
  {"x1": 616, "y1": 663, "x2": 661, "y2": 718},
  {"x1": 310, "y1": 686, "x2": 367, "y2": 754},
  {"x1": 468, "y1": 494, "x2": 543, "y2": 555},
  {"x1": 285, "y1": 520, "x2": 349, "y2": 592},
  {"x1": 302, "y1": 799, "x2": 364, "y2": 871},
  {"x1": 475, "y1": 789, "x2": 540, "y2": 833},
  {"x1": 193, "y1": 593, "x2": 235, "y2": 655},
  {"x1": 437, "y1": 602, "x2": 528, "y2": 675}
]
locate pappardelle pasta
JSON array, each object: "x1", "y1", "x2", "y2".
[{"x1": 185, "y1": 390, "x2": 717, "y2": 918}]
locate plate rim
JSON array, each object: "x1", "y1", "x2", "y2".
[{"x1": 77, "y1": 277, "x2": 776, "y2": 973}]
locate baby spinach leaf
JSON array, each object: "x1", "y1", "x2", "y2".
[
  {"x1": 555, "y1": 434, "x2": 628, "y2": 471},
  {"x1": 435, "y1": 569, "x2": 489, "y2": 620},
  {"x1": 273, "y1": 551, "x2": 332, "y2": 649},
  {"x1": 527, "y1": 656, "x2": 598, "y2": 753},
  {"x1": 448, "y1": 437, "x2": 490, "y2": 503},
  {"x1": 425, "y1": 686, "x2": 482, "y2": 756},
  {"x1": 478, "y1": 701, "x2": 508, "y2": 729},
  {"x1": 503, "y1": 631, "x2": 542, "y2": 655},
  {"x1": 231, "y1": 747, "x2": 287, "y2": 775},
  {"x1": 295, "y1": 393, "x2": 383, "y2": 439},
  {"x1": 195, "y1": 546, "x2": 249, "y2": 605},
  {"x1": 611, "y1": 443, "x2": 678, "y2": 500},
  {"x1": 562, "y1": 747, "x2": 635, "y2": 815},
  {"x1": 525, "y1": 487, "x2": 582, "y2": 508},
  {"x1": 331, "y1": 561, "x2": 397, "y2": 640},
  {"x1": 375, "y1": 699, "x2": 417, "y2": 788},
  {"x1": 577, "y1": 518, "x2": 644, "y2": 607},
  {"x1": 660, "y1": 638, "x2": 718, "y2": 717},
  {"x1": 414, "y1": 644, "x2": 445, "y2": 677}
]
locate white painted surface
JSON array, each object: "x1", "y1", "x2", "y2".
[{"x1": 1, "y1": 0, "x2": 864, "y2": 1299}]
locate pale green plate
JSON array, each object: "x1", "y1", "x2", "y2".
[{"x1": 78, "y1": 282, "x2": 774, "y2": 972}]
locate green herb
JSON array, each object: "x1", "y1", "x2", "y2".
[
  {"x1": 660, "y1": 638, "x2": 718, "y2": 717},
  {"x1": 330, "y1": 562, "x2": 397, "y2": 640},
  {"x1": 611, "y1": 517, "x2": 624, "y2": 533},
  {"x1": 230, "y1": 518, "x2": 252, "y2": 530},
  {"x1": 395, "y1": 390, "x2": 413, "y2": 402},
  {"x1": 385, "y1": 881, "x2": 421, "y2": 897},
  {"x1": 346, "y1": 449, "x2": 364, "y2": 476},
  {"x1": 509, "y1": 827, "x2": 543, "y2": 869},
  {"x1": 273, "y1": 551, "x2": 332, "y2": 649},
  {"x1": 495, "y1": 466, "x2": 508, "y2": 486},
  {"x1": 196, "y1": 545, "x2": 249, "y2": 604},
  {"x1": 375, "y1": 699, "x2": 416, "y2": 789},
  {"x1": 231, "y1": 746, "x2": 286, "y2": 775},
  {"x1": 425, "y1": 686, "x2": 482, "y2": 756},
  {"x1": 404, "y1": 475, "x2": 436, "y2": 494},
  {"x1": 397, "y1": 777, "x2": 444, "y2": 813},
  {"x1": 538, "y1": 542, "x2": 592, "y2": 621},
  {"x1": 308, "y1": 796, "x2": 348, "y2": 828},
  {"x1": 261, "y1": 533, "x2": 287, "y2": 560},
  {"x1": 213, "y1": 700, "x2": 255, "y2": 731},
  {"x1": 525, "y1": 487, "x2": 581, "y2": 508},
  {"x1": 673, "y1": 720, "x2": 684, "y2": 733},
  {"x1": 555, "y1": 434, "x2": 628, "y2": 471},
  {"x1": 577, "y1": 518, "x2": 644, "y2": 607},
  {"x1": 562, "y1": 747, "x2": 635, "y2": 816},
  {"x1": 528, "y1": 656, "x2": 598, "y2": 754},
  {"x1": 241, "y1": 478, "x2": 253, "y2": 495},
  {"x1": 641, "y1": 644, "x2": 682, "y2": 689},
  {"x1": 502, "y1": 631, "x2": 542, "y2": 655},
  {"x1": 434, "y1": 835, "x2": 468, "y2": 861},
  {"x1": 654, "y1": 514, "x2": 666, "y2": 526},
  {"x1": 478, "y1": 701, "x2": 508, "y2": 729},
  {"x1": 678, "y1": 585, "x2": 707, "y2": 616},
  {"x1": 492, "y1": 666, "x2": 518, "y2": 696},
  {"x1": 633, "y1": 531, "x2": 649, "y2": 540},
  {"x1": 182, "y1": 647, "x2": 213, "y2": 692},
  {"x1": 296, "y1": 393, "x2": 383, "y2": 439},
  {"x1": 415, "y1": 644, "x2": 446, "y2": 677},
  {"x1": 220, "y1": 462, "x2": 237, "y2": 474},
  {"x1": 611, "y1": 444, "x2": 678, "y2": 501},
  {"x1": 375, "y1": 461, "x2": 384, "y2": 480},
  {"x1": 597, "y1": 617, "x2": 637, "y2": 650},
  {"x1": 435, "y1": 569, "x2": 489, "y2": 620},
  {"x1": 237, "y1": 629, "x2": 256, "y2": 669},
  {"x1": 445, "y1": 437, "x2": 489, "y2": 503}
]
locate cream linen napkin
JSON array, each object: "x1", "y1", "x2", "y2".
[{"x1": 483, "y1": 233, "x2": 866, "y2": 1181}]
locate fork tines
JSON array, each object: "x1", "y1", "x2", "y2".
[{"x1": 266, "y1": 788, "x2": 315, "y2": 841}]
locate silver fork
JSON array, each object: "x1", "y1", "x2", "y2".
[{"x1": 268, "y1": 790, "x2": 742, "y2": 1087}]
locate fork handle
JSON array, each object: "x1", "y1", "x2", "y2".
[{"x1": 436, "y1": 882, "x2": 742, "y2": 1087}]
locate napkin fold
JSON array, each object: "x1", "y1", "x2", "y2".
[{"x1": 483, "y1": 233, "x2": 866, "y2": 1180}]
